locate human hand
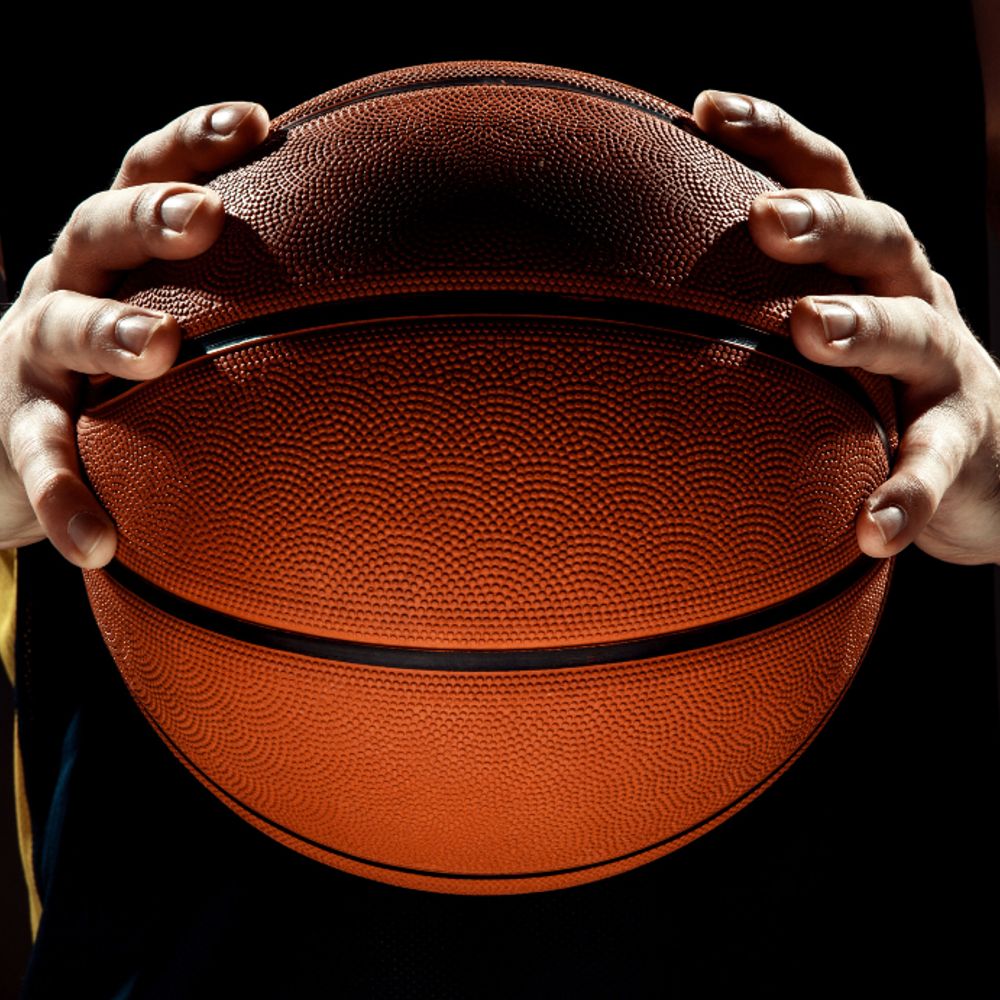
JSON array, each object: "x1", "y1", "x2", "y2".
[
  {"x1": 693, "y1": 90, "x2": 1000, "y2": 566},
  {"x1": 0, "y1": 101, "x2": 270, "y2": 568}
]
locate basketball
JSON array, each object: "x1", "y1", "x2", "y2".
[{"x1": 76, "y1": 60, "x2": 897, "y2": 894}]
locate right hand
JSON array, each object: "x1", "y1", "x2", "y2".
[{"x1": 0, "y1": 101, "x2": 270, "y2": 568}]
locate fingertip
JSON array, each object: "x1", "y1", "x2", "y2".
[
  {"x1": 115, "y1": 312, "x2": 182, "y2": 378},
  {"x1": 788, "y1": 297, "x2": 825, "y2": 359},
  {"x1": 115, "y1": 103, "x2": 273, "y2": 190},
  {"x1": 693, "y1": 90, "x2": 754, "y2": 131},
  {"x1": 747, "y1": 194, "x2": 791, "y2": 256},
  {"x1": 208, "y1": 101, "x2": 271, "y2": 146},
  {"x1": 154, "y1": 186, "x2": 226, "y2": 258},
  {"x1": 66, "y1": 510, "x2": 118, "y2": 569},
  {"x1": 208, "y1": 102, "x2": 255, "y2": 137},
  {"x1": 148, "y1": 312, "x2": 183, "y2": 363},
  {"x1": 748, "y1": 192, "x2": 822, "y2": 267},
  {"x1": 691, "y1": 91, "x2": 717, "y2": 131},
  {"x1": 857, "y1": 501, "x2": 908, "y2": 559},
  {"x1": 242, "y1": 103, "x2": 271, "y2": 146},
  {"x1": 788, "y1": 297, "x2": 855, "y2": 365}
]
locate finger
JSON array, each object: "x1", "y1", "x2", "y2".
[
  {"x1": 748, "y1": 189, "x2": 937, "y2": 300},
  {"x1": 692, "y1": 90, "x2": 865, "y2": 197},
  {"x1": 788, "y1": 294, "x2": 961, "y2": 394},
  {"x1": 6, "y1": 396, "x2": 117, "y2": 568},
  {"x1": 16, "y1": 255, "x2": 56, "y2": 306},
  {"x1": 112, "y1": 101, "x2": 270, "y2": 189},
  {"x1": 48, "y1": 182, "x2": 224, "y2": 296},
  {"x1": 856, "y1": 403, "x2": 973, "y2": 558},
  {"x1": 21, "y1": 290, "x2": 181, "y2": 382}
]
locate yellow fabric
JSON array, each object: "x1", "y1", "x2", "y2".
[
  {"x1": 13, "y1": 716, "x2": 41, "y2": 939},
  {"x1": 1, "y1": 549, "x2": 42, "y2": 939},
  {"x1": 1, "y1": 549, "x2": 16, "y2": 688}
]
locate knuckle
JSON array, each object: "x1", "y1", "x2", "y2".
[
  {"x1": 881, "y1": 202, "x2": 917, "y2": 254},
  {"x1": 129, "y1": 184, "x2": 164, "y2": 241},
  {"x1": 951, "y1": 392, "x2": 986, "y2": 447},
  {"x1": 749, "y1": 98, "x2": 788, "y2": 137},
  {"x1": 177, "y1": 104, "x2": 216, "y2": 146},
  {"x1": 813, "y1": 189, "x2": 847, "y2": 235},
  {"x1": 912, "y1": 423, "x2": 965, "y2": 485},
  {"x1": 52, "y1": 193, "x2": 103, "y2": 257},
  {"x1": 120, "y1": 137, "x2": 154, "y2": 182},
  {"x1": 923, "y1": 301, "x2": 960, "y2": 368},
  {"x1": 894, "y1": 466, "x2": 942, "y2": 511},
  {"x1": 117, "y1": 126, "x2": 173, "y2": 187},
  {"x1": 7, "y1": 406, "x2": 55, "y2": 481},
  {"x1": 803, "y1": 135, "x2": 858, "y2": 193},
  {"x1": 84, "y1": 299, "x2": 122, "y2": 354},
  {"x1": 931, "y1": 270, "x2": 959, "y2": 309},
  {"x1": 854, "y1": 295, "x2": 894, "y2": 358},
  {"x1": 22, "y1": 291, "x2": 60, "y2": 357},
  {"x1": 822, "y1": 141, "x2": 852, "y2": 181},
  {"x1": 767, "y1": 101, "x2": 790, "y2": 135},
  {"x1": 28, "y1": 464, "x2": 77, "y2": 513},
  {"x1": 19, "y1": 256, "x2": 54, "y2": 301},
  {"x1": 747, "y1": 97, "x2": 791, "y2": 140}
]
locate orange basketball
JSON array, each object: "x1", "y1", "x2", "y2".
[{"x1": 77, "y1": 60, "x2": 897, "y2": 894}]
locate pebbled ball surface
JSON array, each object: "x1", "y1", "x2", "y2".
[
  {"x1": 81, "y1": 317, "x2": 888, "y2": 647},
  {"x1": 87, "y1": 555, "x2": 890, "y2": 893},
  {"x1": 79, "y1": 60, "x2": 897, "y2": 894}
]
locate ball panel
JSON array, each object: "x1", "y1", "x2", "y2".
[
  {"x1": 117, "y1": 72, "x2": 849, "y2": 338},
  {"x1": 85, "y1": 558, "x2": 889, "y2": 890},
  {"x1": 79, "y1": 318, "x2": 888, "y2": 647},
  {"x1": 266, "y1": 58, "x2": 703, "y2": 131},
  {"x1": 126, "y1": 692, "x2": 832, "y2": 895}
]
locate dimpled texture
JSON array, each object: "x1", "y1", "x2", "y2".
[
  {"x1": 81, "y1": 318, "x2": 887, "y2": 647},
  {"x1": 117, "y1": 61, "x2": 872, "y2": 352},
  {"x1": 86, "y1": 557, "x2": 889, "y2": 893},
  {"x1": 79, "y1": 60, "x2": 897, "y2": 893}
]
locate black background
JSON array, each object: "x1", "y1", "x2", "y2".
[{"x1": 1, "y1": 6, "x2": 997, "y2": 996}]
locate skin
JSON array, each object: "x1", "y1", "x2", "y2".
[{"x1": 1, "y1": 91, "x2": 999, "y2": 569}]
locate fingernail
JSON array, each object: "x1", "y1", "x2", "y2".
[
  {"x1": 159, "y1": 193, "x2": 204, "y2": 233},
  {"x1": 813, "y1": 301, "x2": 857, "y2": 342},
  {"x1": 210, "y1": 103, "x2": 253, "y2": 136},
  {"x1": 870, "y1": 505, "x2": 906, "y2": 545},
  {"x1": 708, "y1": 91, "x2": 752, "y2": 122},
  {"x1": 116, "y1": 315, "x2": 159, "y2": 355},
  {"x1": 68, "y1": 512, "x2": 108, "y2": 558},
  {"x1": 768, "y1": 195, "x2": 814, "y2": 238}
]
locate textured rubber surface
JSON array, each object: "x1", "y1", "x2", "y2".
[
  {"x1": 86, "y1": 559, "x2": 890, "y2": 893},
  {"x1": 79, "y1": 60, "x2": 897, "y2": 893},
  {"x1": 81, "y1": 317, "x2": 888, "y2": 646}
]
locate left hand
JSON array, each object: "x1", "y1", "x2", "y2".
[{"x1": 692, "y1": 89, "x2": 1000, "y2": 566}]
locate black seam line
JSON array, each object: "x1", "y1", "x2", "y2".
[
  {"x1": 101, "y1": 555, "x2": 882, "y2": 672},
  {"x1": 130, "y1": 658, "x2": 854, "y2": 883},
  {"x1": 84, "y1": 293, "x2": 890, "y2": 462},
  {"x1": 278, "y1": 75, "x2": 687, "y2": 134}
]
